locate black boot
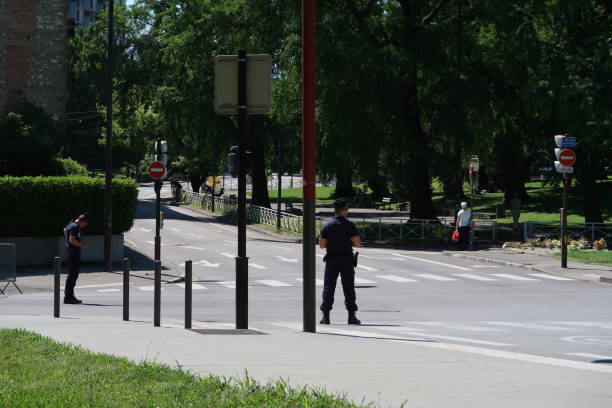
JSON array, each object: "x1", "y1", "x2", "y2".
[
  {"x1": 320, "y1": 311, "x2": 330, "y2": 324},
  {"x1": 348, "y1": 311, "x2": 361, "y2": 325},
  {"x1": 64, "y1": 296, "x2": 82, "y2": 304}
]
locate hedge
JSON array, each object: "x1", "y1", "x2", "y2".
[{"x1": 0, "y1": 177, "x2": 138, "y2": 237}]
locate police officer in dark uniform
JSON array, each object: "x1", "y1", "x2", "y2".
[
  {"x1": 319, "y1": 198, "x2": 362, "y2": 325},
  {"x1": 63, "y1": 213, "x2": 91, "y2": 304}
]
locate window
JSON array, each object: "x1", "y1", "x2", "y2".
[
  {"x1": 90, "y1": 0, "x2": 94, "y2": 9},
  {"x1": 75, "y1": 1, "x2": 80, "y2": 22}
]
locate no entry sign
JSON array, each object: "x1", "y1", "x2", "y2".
[
  {"x1": 149, "y1": 161, "x2": 166, "y2": 179},
  {"x1": 558, "y1": 149, "x2": 576, "y2": 167}
]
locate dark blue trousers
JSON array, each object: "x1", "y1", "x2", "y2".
[
  {"x1": 320, "y1": 256, "x2": 357, "y2": 312},
  {"x1": 65, "y1": 249, "x2": 80, "y2": 297}
]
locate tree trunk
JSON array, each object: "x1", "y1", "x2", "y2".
[
  {"x1": 190, "y1": 174, "x2": 205, "y2": 193},
  {"x1": 249, "y1": 117, "x2": 271, "y2": 208},
  {"x1": 582, "y1": 176, "x2": 603, "y2": 223},
  {"x1": 367, "y1": 175, "x2": 390, "y2": 199},
  {"x1": 334, "y1": 165, "x2": 354, "y2": 198}
]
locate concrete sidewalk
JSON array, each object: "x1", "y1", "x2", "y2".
[
  {"x1": 443, "y1": 248, "x2": 612, "y2": 284},
  {"x1": 1, "y1": 314, "x2": 611, "y2": 408}
]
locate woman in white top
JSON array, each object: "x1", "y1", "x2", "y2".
[{"x1": 455, "y1": 202, "x2": 472, "y2": 250}]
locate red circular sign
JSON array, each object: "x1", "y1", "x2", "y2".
[
  {"x1": 148, "y1": 161, "x2": 166, "y2": 179},
  {"x1": 558, "y1": 149, "x2": 576, "y2": 167}
]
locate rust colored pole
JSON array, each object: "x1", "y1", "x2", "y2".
[{"x1": 302, "y1": 0, "x2": 316, "y2": 333}]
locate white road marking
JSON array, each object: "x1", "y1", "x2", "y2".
[
  {"x1": 490, "y1": 273, "x2": 539, "y2": 281},
  {"x1": 97, "y1": 289, "x2": 120, "y2": 292},
  {"x1": 71, "y1": 283, "x2": 123, "y2": 289},
  {"x1": 220, "y1": 252, "x2": 235, "y2": 258},
  {"x1": 275, "y1": 256, "x2": 298, "y2": 263},
  {"x1": 224, "y1": 240, "x2": 237, "y2": 244},
  {"x1": 249, "y1": 263, "x2": 267, "y2": 270},
  {"x1": 375, "y1": 275, "x2": 417, "y2": 283},
  {"x1": 528, "y1": 273, "x2": 575, "y2": 281},
  {"x1": 181, "y1": 246, "x2": 206, "y2": 250},
  {"x1": 218, "y1": 281, "x2": 236, "y2": 288},
  {"x1": 138, "y1": 286, "x2": 163, "y2": 291},
  {"x1": 124, "y1": 238, "x2": 139, "y2": 249},
  {"x1": 392, "y1": 253, "x2": 472, "y2": 271},
  {"x1": 144, "y1": 241, "x2": 166, "y2": 246},
  {"x1": 484, "y1": 322, "x2": 575, "y2": 331},
  {"x1": 553, "y1": 322, "x2": 612, "y2": 330},
  {"x1": 354, "y1": 277, "x2": 377, "y2": 284},
  {"x1": 316, "y1": 254, "x2": 324, "y2": 258},
  {"x1": 566, "y1": 353, "x2": 612, "y2": 360},
  {"x1": 169, "y1": 227, "x2": 180, "y2": 232},
  {"x1": 133, "y1": 227, "x2": 152, "y2": 233},
  {"x1": 377, "y1": 327, "x2": 515, "y2": 346},
  {"x1": 176, "y1": 283, "x2": 207, "y2": 290},
  {"x1": 405, "y1": 322, "x2": 505, "y2": 332},
  {"x1": 296, "y1": 278, "x2": 324, "y2": 286},
  {"x1": 413, "y1": 273, "x2": 457, "y2": 281},
  {"x1": 257, "y1": 280, "x2": 294, "y2": 287},
  {"x1": 361, "y1": 255, "x2": 405, "y2": 261},
  {"x1": 179, "y1": 260, "x2": 220, "y2": 268},
  {"x1": 469, "y1": 265, "x2": 499, "y2": 268},
  {"x1": 211, "y1": 224, "x2": 235, "y2": 232},
  {"x1": 356, "y1": 264, "x2": 379, "y2": 272},
  {"x1": 452, "y1": 273, "x2": 498, "y2": 281}
]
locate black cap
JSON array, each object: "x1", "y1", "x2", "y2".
[{"x1": 333, "y1": 198, "x2": 348, "y2": 210}]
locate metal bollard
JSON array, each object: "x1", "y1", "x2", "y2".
[
  {"x1": 185, "y1": 260, "x2": 192, "y2": 329},
  {"x1": 154, "y1": 260, "x2": 161, "y2": 327},
  {"x1": 123, "y1": 258, "x2": 130, "y2": 321},
  {"x1": 53, "y1": 257, "x2": 61, "y2": 318}
]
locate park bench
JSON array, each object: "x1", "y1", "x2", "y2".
[
  {"x1": 285, "y1": 202, "x2": 303, "y2": 216},
  {"x1": 397, "y1": 202, "x2": 410, "y2": 212},
  {"x1": 376, "y1": 197, "x2": 392, "y2": 210}
]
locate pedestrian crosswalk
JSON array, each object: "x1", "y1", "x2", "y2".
[{"x1": 94, "y1": 271, "x2": 577, "y2": 295}]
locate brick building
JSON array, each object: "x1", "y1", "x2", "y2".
[{"x1": 0, "y1": 0, "x2": 70, "y2": 120}]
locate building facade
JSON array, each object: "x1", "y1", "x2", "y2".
[
  {"x1": 68, "y1": 0, "x2": 123, "y2": 27},
  {"x1": 0, "y1": 0, "x2": 70, "y2": 120}
]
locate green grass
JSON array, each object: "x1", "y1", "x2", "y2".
[
  {"x1": 0, "y1": 329, "x2": 366, "y2": 408},
  {"x1": 553, "y1": 250, "x2": 612, "y2": 265},
  {"x1": 432, "y1": 178, "x2": 612, "y2": 224},
  {"x1": 249, "y1": 185, "x2": 338, "y2": 203}
]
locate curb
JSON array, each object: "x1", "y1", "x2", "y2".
[{"x1": 442, "y1": 251, "x2": 611, "y2": 284}]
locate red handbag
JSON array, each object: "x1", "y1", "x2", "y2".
[{"x1": 451, "y1": 230, "x2": 460, "y2": 241}]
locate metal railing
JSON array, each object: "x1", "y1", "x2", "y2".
[
  {"x1": 352, "y1": 217, "x2": 498, "y2": 243},
  {"x1": 524, "y1": 222, "x2": 612, "y2": 242},
  {"x1": 182, "y1": 191, "x2": 302, "y2": 233}
]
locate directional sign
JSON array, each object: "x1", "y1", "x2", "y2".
[
  {"x1": 555, "y1": 161, "x2": 574, "y2": 174},
  {"x1": 561, "y1": 137, "x2": 577, "y2": 148},
  {"x1": 148, "y1": 161, "x2": 166, "y2": 180},
  {"x1": 557, "y1": 149, "x2": 576, "y2": 167}
]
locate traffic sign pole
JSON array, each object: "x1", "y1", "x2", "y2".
[
  {"x1": 553, "y1": 136, "x2": 576, "y2": 269},
  {"x1": 235, "y1": 50, "x2": 249, "y2": 330},
  {"x1": 154, "y1": 140, "x2": 163, "y2": 263}
]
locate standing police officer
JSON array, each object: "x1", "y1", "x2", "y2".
[
  {"x1": 63, "y1": 213, "x2": 91, "y2": 304},
  {"x1": 319, "y1": 199, "x2": 362, "y2": 325}
]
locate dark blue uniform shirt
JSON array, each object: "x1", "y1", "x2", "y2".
[
  {"x1": 320, "y1": 216, "x2": 360, "y2": 255},
  {"x1": 65, "y1": 221, "x2": 81, "y2": 252}
]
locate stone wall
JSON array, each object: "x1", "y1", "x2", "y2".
[{"x1": 0, "y1": 0, "x2": 69, "y2": 120}]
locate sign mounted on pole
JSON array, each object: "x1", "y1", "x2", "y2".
[
  {"x1": 214, "y1": 54, "x2": 272, "y2": 115},
  {"x1": 149, "y1": 161, "x2": 166, "y2": 180},
  {"x1": 556, "y1": 149, "x2": 576, "y2": 167}
]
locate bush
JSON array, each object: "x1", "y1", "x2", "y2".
[
  {"x1": 0, "y1": 177, "x2": 138, "y2": 236},
  {"x1": 54, "y1": 158, "x2": 89, "y2": 176}
]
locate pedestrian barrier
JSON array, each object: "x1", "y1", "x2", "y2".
[
  {"x1": 53, "y1": 257, "x2": 60, "y2": 318},
  {"x1": 182, "y1": 191, "x2": 302, "y2": 234},
  {"x1": 123, "y1": 258, "x2": 130, "y2": 321},
  {"x1": 354, "y1": 217, "x2": 498, "y2": 244},
  {"x1": 523, "y1": 222, "x2": 612, "y2": 242},
  {"x1": 0, "y1": 243, "x2": 21, "y2": 294}
]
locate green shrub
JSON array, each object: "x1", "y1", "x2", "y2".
[
  {"x1": 0, "y1": 177, "x2": 138, "y2": 236},
  {"x1": 54, "y1": 157, "x2": 89, "y2": 176}
]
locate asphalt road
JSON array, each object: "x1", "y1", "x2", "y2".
[{"x1": 4, "y1": 184, "x2": 612, "y2": 368}]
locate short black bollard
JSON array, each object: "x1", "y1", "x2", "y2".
[
  {"x1": 53, "y1": 257, "x2": 61, "y2": 318},
  {"x1": 123, "y1": 258, "x2": 130, "y2": 321},
  {"x1": 185, "y1": 260, "x2": 192, "y2": 329},
  {"x1": 154, "y1": 260, "x2": 161, "y2": 327}
]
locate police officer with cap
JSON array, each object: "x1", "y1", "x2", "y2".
[{"x1": 319, "y1": 198, "x2": 362, "y2": 325}]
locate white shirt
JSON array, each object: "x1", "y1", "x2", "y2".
[{"x1": 457, "y1": 209, "x2": 472, "y2": 227}]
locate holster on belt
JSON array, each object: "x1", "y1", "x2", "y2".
[{"x1": 353, "y1": 252, "x2": 359, "y2": 267}]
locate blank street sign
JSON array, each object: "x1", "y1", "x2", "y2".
[{"x1": 214, "y1": 54, "x2": 272, "y2": 115}]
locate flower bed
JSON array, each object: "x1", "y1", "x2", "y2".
[{"x1": 502, "y1": 237, "x2": 607, "y2": 251}]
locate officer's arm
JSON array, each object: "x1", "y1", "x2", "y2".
[
  {"x1": 69, "y1": 235, "x2": 90, "y2": 248},
  {"x1": 351, "y1": 235, "x2": 362, "y2": 248},
  {"x1": 319, "y1": 238, "x2": 328, "y2": 249}
]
